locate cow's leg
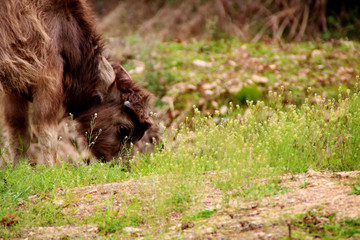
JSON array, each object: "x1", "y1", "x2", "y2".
[
  {"x1": 3, "y1": 94, "x2": 31, "y2": 167},
  {"x1": 32, "y1": 84, "x2": 62, "y2": 166}
]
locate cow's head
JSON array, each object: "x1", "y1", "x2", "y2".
[{"x1": 77, "y1": 57, "x2": 152, "y2": 163}]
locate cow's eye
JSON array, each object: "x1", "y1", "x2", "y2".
[{"x1": 119, "y1": 126, "x2": 130, "y2": 136}]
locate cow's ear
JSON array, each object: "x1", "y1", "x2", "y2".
[
  {"x1": 97, "y1": 56, "x2": 115, "y2": 102},
  {"x1": 115, "y1": 65, "x2": 132, "y2": 82},
  {"x1": 99, "y1": 56, "x2": 115, "y2": 85},
  {"x1": 106, "y1": 64, "x2": 136, "y2": 101},
  {"x1": 106, "y1": 64, "x2": 134, "y2": 98}
]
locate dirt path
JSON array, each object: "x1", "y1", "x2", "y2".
[{"x1": 22, "y1": 170, "x2": 360, "y2": 239}]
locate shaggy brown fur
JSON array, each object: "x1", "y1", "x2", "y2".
[{"x1": 0, "y1": 0, "x2": 152, "y2": 166}]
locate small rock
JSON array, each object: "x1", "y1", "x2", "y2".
[
  {"x1": 87, "y1": 226, "x2": 98, "y2": 232},
  {"x1": 53, "y1": 200, "x2": 65, "y2": 206},
  {"x1": 198, "y1": 226, "x2": 214, "y2": 235},
  {"x1": 269, "y1": 64, "x2": 277, "y2": 70},
  {"x1": 181, "y1": 221, "x2": 194, "y2": 230},
  {"x1": 252, "y1": 75, "x2": 268, "y2": 84},
  {"x1": 123, "y1": 226, "x2": 141, "y2": 233},
  {"x1": 311, "y1": 49, "x2": 324, "y2": 58},
  {"x1": 192, "y1": 59, "x2": 212, "y2": 68},
  {"x1": 228, "y1": 60, "x2": 237, "y2": 66},
  {"x1": 257, "y1": 232, "x2": 267, "y2": 239}
]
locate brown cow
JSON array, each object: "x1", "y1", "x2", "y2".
[{"x1": 0, "y1": 0, "x2": 152, "y2": 166}]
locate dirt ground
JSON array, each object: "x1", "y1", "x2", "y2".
[{"x1": 20, "y1": 170, "x2": 360, "y2": 239}]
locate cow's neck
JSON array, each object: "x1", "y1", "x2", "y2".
[
  {"x1": 62, "y1": 42, "x2": 104, "y2": 118},
  {"x1": 58, "y1": 2, "x2": 106, "y2": 118}
]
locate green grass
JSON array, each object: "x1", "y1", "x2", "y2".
[
  {"x1": 2, "y1": 86, "x2": 360, "y2": 238},
  {"x1": 97, "y1": 198, "x2": 144, "y2": 235},
  {"x1": 350, "y1": 185, "x2": 360, "y2": 195},
  {"x1": 123, "y1": 38, "x2": 360, "y2": 120},
  {"x1": 287, "y1": 212, "x2": 360, "y2": 239},
  {"x1": 1, "y1": 38, "x2": 360, "y2": 238},
  {"x1": 183, "y1": 209, "x2": 217, "y2": 221},
  {"x1": 0, "y1": 163, "x2": 130, "y2": 235}
]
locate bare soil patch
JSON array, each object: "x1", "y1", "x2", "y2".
[{"x1": 21, "y1": 170, "x2": 360, "y2": 239}]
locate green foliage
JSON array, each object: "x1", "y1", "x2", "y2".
[
  {"x1": 234, "y1": 86, "x2": 262, "y2": 103},
  {"x1": 98, "y1": 198, "x2": 143, "y2": 235},
  {"x1": 184, "y1": 209, "x2": 217, "y2": 221},
  {"x1": 0, "y1": 161, "x2": 128, "y2": 226},
  {"x1": 291, "y1": 212, "x2": 360, "y2": 239},
  {"x1": 1, "y1": 38, "x2": 360, "y2": 238},
  {"x1": 165, "y1": 184, "x2": 193, "y2": 212},
  {"x1": 2, "y1": 87, "x2": 360, "y2": 238},
  {"x1": 350, "y1": 185, "x2": 360, "y2": 195},
  {"x1": 326, "y1": 5, "x2": 360, "y2": 40},
  {"x1": 124, "y1": 39, "x2": 360, "y2": 124}
]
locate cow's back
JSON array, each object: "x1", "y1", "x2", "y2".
[
  {"x1": 0, "y1": 0, "x2": 51, "y2": 94},
  {"x1": 0, "y1": 0, "x2": 96, "y2": 97}
]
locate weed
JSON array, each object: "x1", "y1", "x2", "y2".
[
  {"x1": 184, "y1": 209, "x2": 217, "y2": 221},
  {"x1": 290, "y1": 211, "x2": 360, "y2": 239},
  {"x1": 299, "y1": 181, "x2": 312, "y2": 189},
  {"x1": 84, "y1": 113, "x2": 102, "y2": 150},
  {"x1": 98, "y1": 198, "x2": 143, "y2": 235},
  {"x1": 1, "y1": 38, "x2": 360, "y2": 238},
  {"x1": 123, "y1": 39, "x2": 360, "y2": 125},
  {"x1": 350, "y1": 185, "x2": 360, "y2": 195}
]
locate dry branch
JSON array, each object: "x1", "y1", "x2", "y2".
[{"x1": 91, "y1": 0, "x2": 332, "y2": 41}]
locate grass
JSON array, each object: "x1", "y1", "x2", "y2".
[
  {"x1": 184, "y1": 209, "x2": 217, "y2": 221},
  {"x1": 1, "y1": 38, "x2": 360, "y2": 238},
  {"x1": 0, "y1": 163, "x2": 129, "y2": 230},
  {"x1": 122, "y1": 38, "x2": 360, "y2": 121},
  {"x1": 287, "y1": 211, "x2": 360, "y2": 239},
  {"x1": 350, "y1": 185, "x2": 360, "y2": 195},
  {"x1": 2, "y1": 86, "x2": 360, "y2": 238}
]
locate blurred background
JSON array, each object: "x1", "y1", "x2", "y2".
[
  {"x1": 89, "y1": 0, "x2": 360, "y2": 41},
  {"x1": 86, "y1": 0, "x2": 360, "y2": 126}
]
